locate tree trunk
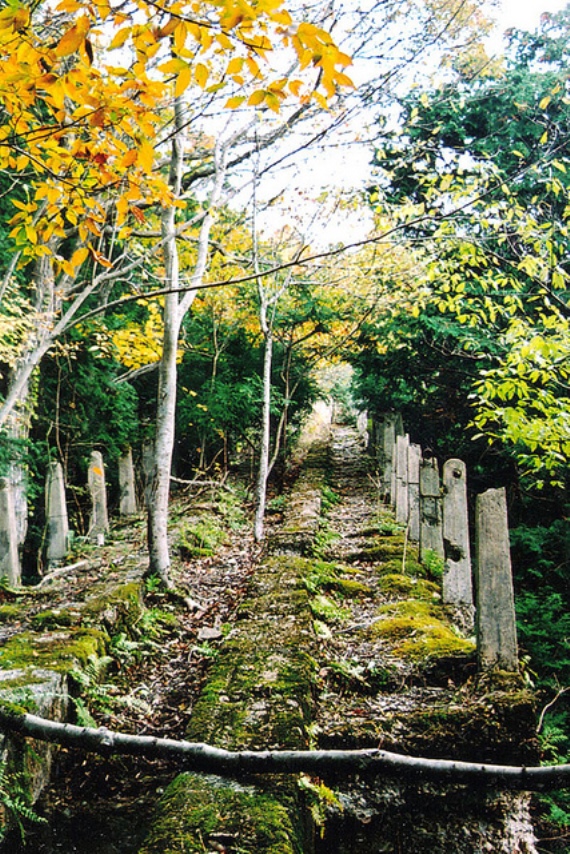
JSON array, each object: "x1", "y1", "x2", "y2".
[
  {"x1": 254, "y1": 325, "x2": 273, "y2": 542},
  {"x1": 146, "y1": 300, "x2": 182, "y2": 585},
  {"x1": 146, "y1": 100, "x2": 231, "y2": 583},
  {"x1": 146, "y1": 95, "x2": 185, "y2": 586}
]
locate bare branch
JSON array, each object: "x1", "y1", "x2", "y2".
[{"x1": 0, "y1": 709, "x2": 568, "y2": 791}]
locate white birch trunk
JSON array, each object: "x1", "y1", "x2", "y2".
[
  {"x1": 146, "y1": 101, "x2": 231, "y2": 583},
  {"x1": 254, "y1": 324, "x2": 273, "y2": 542},
  {"x1": 146, "y1": 97, "x2": 185, "y2": 585}
]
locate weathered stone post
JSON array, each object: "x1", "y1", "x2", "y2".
[
  {"x1": 407, "y1": 443, "x2": 422, "y2": 542},
  {"x1": 45, "y1": 461, "x2": 69, "y2": 566},
  {"x1": 88, "y1": 451, "x2": 109, "y2": 545},
  {"x1": 0, "y1": 477, "x2": 20, "y2": 585},
  {"x1": 372, "y1": 412, "x2": 403, "y2": 503},
  {"x1": 442, "y1": 459, "x2": 473, "y2": 607},
  {"x1": 475, "y1": 487, "x2": 519, "y2": 672},
  {"x1": 356, "y1": 410, "x2": 369, "y2": 448},
  {"x1": 395, "y1": 434, "x2": 410, "y2": 526},
  {"x1": 419, "y1": 457, "x2": 444, "y2": 561},
  {"x1": 118, "y1": 448, "x2": 137, "y2": 516}
]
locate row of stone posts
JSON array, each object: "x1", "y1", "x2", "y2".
[
  {"x1": 0, "y1": 448, "x2": 138, "y2": 585},
  {"x1": 374, "y1": 413, "x2": 519, "y2": 673}
]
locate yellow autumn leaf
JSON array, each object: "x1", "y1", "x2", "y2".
[
  {"x1": 56, "y1": 25, "x2": 85, "y2": 57},
  {"x1": 109, "y1": 27, "x2": 131, "y2": 50},
  {"x1": 264, "y1": 91, "x2": 281, "y2": 113},
  {"x1": 225, "y1": 95, "x2": 246, "y2": 109},
  {"x1": 174, "y1": 21, "x2": 188, "y2": 53},
  {"x1": 194, "y1": 63, "x2": 209, "y2": 89},
  {"x1": 12, "y1": 7, "x2": 30, "y2": 31},
  {"x1": 226, "y1": 57, "x2": 244, "y2": 75},
  {"x1": 138, "y1": 140, "x2": 155, "y2": 173},
  {"x1": 159, "y1": 57, "x2": 188, "y2": 75},
  {"x1": 158, "y1": 17, "x2": 177, "y2": 38},
  {"x1": 25, "y1": 224, "x2": 38, "y2": 244},
  {"x1": 288, "y1": 79, "x2": 304, "y2": 97},
  {"x1": 335, "y1": 71, "x2": 354, "y2": 88},
  {"x1": 120, "y1": 149, "x2": 138, "y2": 168},
  {"x1": 71, "y1": 246, "x2": 89, "y2": 268},
  {"x1": 175, "y1": 64, "x2": 192, "y2": 96},
  {"x1": 248, "y1": 90, "x2": 266, "y2": 106},
  {"x1": 246, "y1": 56, "x2": 261, "y2": 78}
]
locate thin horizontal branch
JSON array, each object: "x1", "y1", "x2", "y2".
[{"x1": 0, "y1": 710, "x2": 568, "y2": 791}]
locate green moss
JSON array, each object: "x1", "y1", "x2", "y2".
[
  {"x1": 399, "y1": 687, "x2": 538, "y2": 764},
  {"x1": 309, "y1": 594, "x2": 350, "y2": 624},
  {"x1": 0, "y1": 627, "x2": 108, "y2": 673},
  {"x1": 378, "y1": 573, "x2": 440, "y2": 601},
  {"x1": 378, "y1": 558, "x2": 427, "y2": 577},
  {"x1": 186, "y1": 555, "x2": 317, "y2": 755},
  {"x1": 0, "y1": 605, "x2": 20, "y2": 623},
  {"x1": 375, "y1": 515, "x2": 406, "y2": 536},
  {"x1": 178, "y1": 516, "x2": 228, "y2": 558},
  {"x1": 81, "y1": 581, "x2": 143, "y2": 632},
  {"x1": 139, "y1": 773, "x2": 303, "y2": 854},
  {"x1": 302, "y1": 560, "x2": 370, "y2": 599},
  {"x1": 327, "y1": 578, "x2": 373, "y2": 598},
  {"x1": 349, "y1": 542, "x2": 403, "y2": 561},
  {"x1": 30, "y1": 609, "x2": 79, "y2": 630},
  {"x1": 371, "y1": 600, "x2": 475, "y2": 661}
]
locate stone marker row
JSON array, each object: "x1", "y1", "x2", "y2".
[
  {"x1": 374, "y1": 414, "x2": 518, "y2": 673},
  {"x1": 0, "y1": 448, "x2": 138, "y2": 584}
]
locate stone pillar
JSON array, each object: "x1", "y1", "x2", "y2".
[
  {"x1": 0, "y1": 477, "x2": 21, "y2": 585},
  {"x1": 407, "y1": 443, "x2": 422, "y2": 542},
  {"x1": 118, "y1": 449, "x2": 137, "y2": 516},
  {"x1": 419, "y1": 458, "x2": 444, "y2": 562},
  {"x1": 356, "y1": 410, "x2": 369, "y2": 449},
  {"x1": 442, "y1": 459, "x2": 473, "y2": 607},
  {"x1": 395, "y1": 434, "x2": 410, "y2": 526},
  {"x1": 475, "y1": 487, "x2": 519, "y2": 672},
  {"x1": 88, "y1": 451, "x2": 109, "y2": 545},
  {"x1": 46, "y1": 461, "x2": 69, "y2": 566},
  {"x1": 374, "y1": 412, "x2": 403, "y2": 503}
]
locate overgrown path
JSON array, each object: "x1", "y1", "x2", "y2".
[{"x1": 1, "y1": 414, "x2": 539, "y2": 853}]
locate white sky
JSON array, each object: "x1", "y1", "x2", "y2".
[
  {"x1": 494, "y1": 0, "x2": 568, "y2": 32},
  {"x1": 256, "y1": 0, "x2": 570, "y2": 246}
]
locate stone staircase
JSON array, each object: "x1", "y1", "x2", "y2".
[{"x1": 0, "y1": 408, "x2": 539, "y2": 852}]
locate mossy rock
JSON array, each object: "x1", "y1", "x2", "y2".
[
  {"x1": 139, "y1": 773, "x2": 305, "y2": 854},
  {"x1": 398, "y1": 688, "x2": 538, "y2": 764},
  {"x1": 309, "y1": 594, "x2": 350, "y2": 624},
  {"x1": 30, "y1": 608, "x2": 80, "y2": 630},
  {"x1": 0, "y1": 604, "x2": 21, "y2": 623},
  {"x1": 377, "y1": 558, "x2": 427, "y2": 578},
  {"x1": 370, "y1": 600, "x2": 475, "y2": 662},
  {"x1": 81, "y1": 581, "x2": 143, "y2": 633},
  {"x1": 346, "y1": 542, "x2": 403, "y2": 562},
  {"x1": 0, "y1": 627, "x2": 108, "y2": 673},
  {"x1": 326, "y1": 578, "x2": 373, "y2": 598},
  {"x1": 378, "y1": 573, "x2": 440, "y2": 601}
]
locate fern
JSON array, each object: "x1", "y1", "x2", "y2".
[{"x1": 0, "y1": 759, "x2": 47, "y2": 842}]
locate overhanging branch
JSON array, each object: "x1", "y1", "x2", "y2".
[{"x1": 1, "y1": 709, "x2": 568, "y2": 791}]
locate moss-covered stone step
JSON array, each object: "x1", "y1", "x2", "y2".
[
  {"x1": 140, "y1": 556, "x2": 320, "y2": 854},
  {"x1": 139, "y1": 773, "x2": 308, "y2": 854},
  {"x1": 0, "y1": 578, "x2": 146, "y2": 838}
]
